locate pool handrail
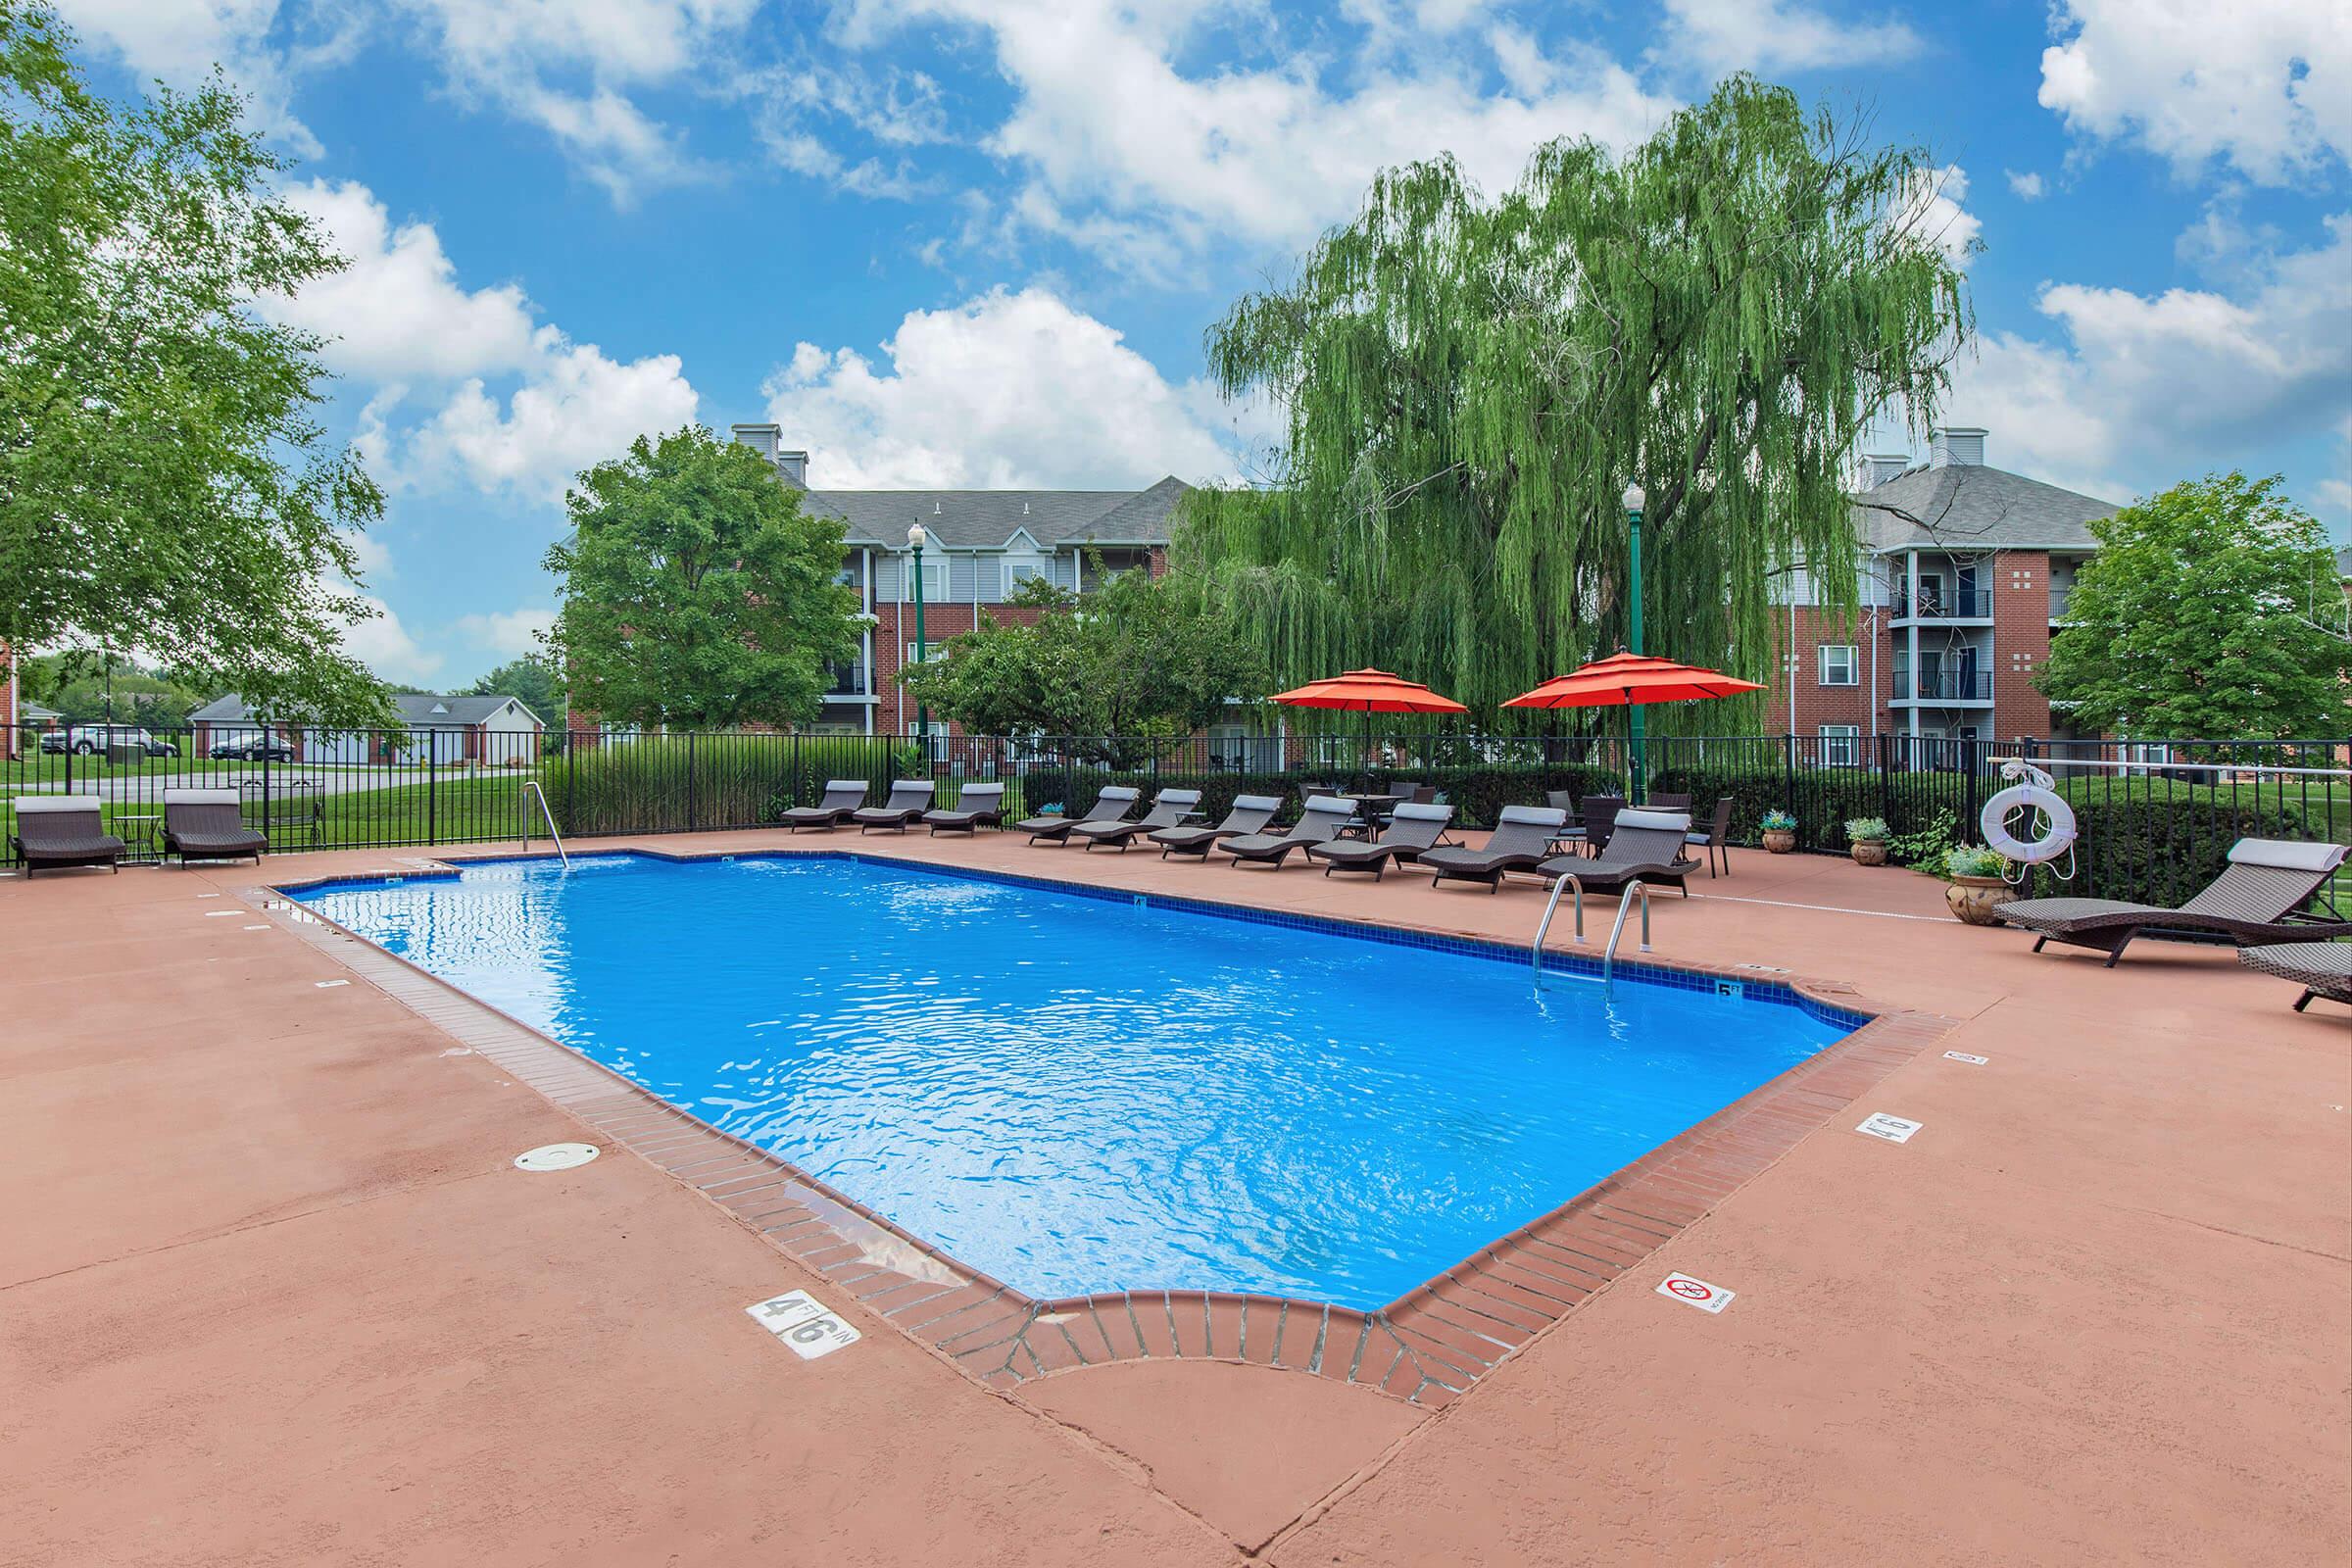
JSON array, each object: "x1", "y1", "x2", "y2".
[
  {"x1": 521, "y1": 780, "x2": 570, "y2": 872},
  {"x1": 1532, "y1": 870, "x2": 1585, "y2": 971},
  {"x1": 1601, "y1": 879, "x2": 1652, "y2": 988}
]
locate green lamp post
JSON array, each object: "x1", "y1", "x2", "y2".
[
  {"x1": 906, "y1": 520, "x2": 930, "y2": 744},
  {"x1": 1622, "y1": 479, "x2": 1645, "y2": 802}
]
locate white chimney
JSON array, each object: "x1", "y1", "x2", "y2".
[
  {"x1": 729, "y1": 422, "x2": 781, "y2": 460},
  {"x1": 774, "y1": 449, "x2": 808, "y2": 486},
  {"x1": 1930, "y1": 426, "x2": 1986, "y2": 467},
  {"x1": 1861, "y1": 452, "x2": 1909, "y2": 489}
]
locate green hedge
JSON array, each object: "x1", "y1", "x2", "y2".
[{"x1": 2026, "y1": 790, "x2": 2340, "y2": 909}]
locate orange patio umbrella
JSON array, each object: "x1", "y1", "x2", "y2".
[
  {"x1": 1503, "y1": 653, "x2": 1764, "y2": 800},
  {"x1": 1270, "y1": 667, "x2": 1467, "y2": 757}
]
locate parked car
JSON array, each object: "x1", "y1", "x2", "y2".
[
  {"x1": 208, "y1": 735, "x2": 295, "y2": 761},
  {"x1": 64, "y1": 724, "x2": 177, "y2": 757}
]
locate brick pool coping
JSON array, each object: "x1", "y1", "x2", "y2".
[{"x1": 259, "y1": 845, "x2": 1958, "y2": 1409}]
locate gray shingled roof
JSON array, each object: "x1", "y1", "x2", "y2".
[
  {"x1": 190, "y1": 692, "x2": 544, "y2": 727},
  {"x1": 803, "y1": 475, "x2": 1190, "y2": 550},
  {"x1": 1852, "y1": 463, "x2": 2120, "y2": 553}
]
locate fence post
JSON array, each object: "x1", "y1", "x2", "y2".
[
  {"x1": 425, "y1": 730, "x2": 437, "y2": 845},
  {"x1": 686, "y1": 731, "x2": 698, "y2": 833},
  {"x1": 262, "y1": 732, "x2": 272, "y2": 843},
  {"x1": 565, "y1": 730, "x2": 575, "y2": 831},
  {"x1": 1781, "y1": 734, "x2": 1795, "y2": 821},
  {"x1": 1876, "y1": 731, "x2": 1893, "y2": 827},
  {"x1": 792, "y1": 731, "x2": 803, "y2": 808}
]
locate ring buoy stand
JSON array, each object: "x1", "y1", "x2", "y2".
[{"x1": 1981, "y1": 760, "x2": 2077, "y2": 865}]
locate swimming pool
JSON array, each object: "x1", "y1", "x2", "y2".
[{"x1": 291, "y1": 853, "x2": 1851, "y2": 1309}]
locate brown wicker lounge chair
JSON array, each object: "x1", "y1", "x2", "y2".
[
  {"x1": 2237, "y1": 942, "x2": 2352, "y2": 1012},
  {"x1": 922, "y1": 782, "x2": 1005, "y2": 835},
  {"x1": 1419, "y1": 805, "x2": 1569, "y2": 892},
  {"x1": 779, "y1": 779, "x2": 870, "y2": 832},
  {"x1": 1306, "y1": 802, "x2": 1455, "y2": 880},
  {"x1": 163, "y1": 788, "x2": 267, "y2": 865},
  {"x1": 1152, "y1": 794, "x2": 1281, "y2": 858},
  {"x1": 1216, "y1": 795, "x2": 1358, "y2": 869},
  {"x1": 11, "y1": 797, "x2": 123, "y2": 875},
  {"x1": 1535, "y1": 808, "x2": 1699, "y2": 896},
  {"x1": 852, "y1": 780, "x2": 936, "y2": 833},
  {"x1": 1999, "y1": 839, "x2": 2352, "y2": 966},
  {"x1": 1016, "y1": 785, "x2": 1138, "y2": 844},
  {"x1": 1069, "y1": 788, "x2": 1203, "y2": 851}
]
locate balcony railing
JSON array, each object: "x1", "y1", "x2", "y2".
[
  {"x1": 1885, "y1": 587, "x2": 1990, "y2": 619},
  {"x1": 2048, "y1": 587, "x2": 2075, "y2": 620},
  {"x1": 1891, "y1": 671, "x2": 1994, "y2": 703},
  {"x1": 823, "y1": 662, "x2": 870, "y2": 699}
]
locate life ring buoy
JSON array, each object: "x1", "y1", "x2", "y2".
[{"x1": 1981, "y1": 783, "x2": 2077, "y2": 863}]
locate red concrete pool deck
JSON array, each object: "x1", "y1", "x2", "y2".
[{"x1": 2, "y1": 832, "x2": 2345, "y2": 1564}]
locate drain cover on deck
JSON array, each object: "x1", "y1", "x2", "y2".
[{"x1": 514, "y1": 1143, "x2": 601, "y2": 1172}]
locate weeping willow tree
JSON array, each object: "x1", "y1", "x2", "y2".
[{"x1": 1176, "y1": 76, "x2": 1973, "y2": 732}]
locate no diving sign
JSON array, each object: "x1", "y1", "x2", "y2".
[
  {"x1": 1656, "y1": 1273, "x2": 1735, "y2": 1313},
  {"x1": 747, "y1": 1291, "x2": 861, "y2": 1360}
]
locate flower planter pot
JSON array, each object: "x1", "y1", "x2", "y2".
[
  {"x1": 1762, "y1": 829, "x2": 1795, "y2": 855},
  {"x1": 1946, "y1": 872, "x2": 2016, "y2": 926},
  {"x1": 1850, "y1": 840, "x2": 1888, "y2": 867}
]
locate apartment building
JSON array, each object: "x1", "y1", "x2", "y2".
[
  {"x1": 1764, "y1": 426, "x2": 2120, "y2": 760},
  {"x1": 727, "y1": 423, "x2": 1189, "y2": 736}
]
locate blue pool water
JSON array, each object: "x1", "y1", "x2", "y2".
[{"x1": 291, "y1": 853, "x2": 1847, "y2": 1308}]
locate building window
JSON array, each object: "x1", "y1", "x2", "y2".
[
  {"x1": 1819, "y1": 724, "x2": 1861, "y2": 766},
  {"x1": 1004, "y1": 553, "x2": 1053, "y2": 592},
  {"x1": 903, "y1": 554, "x2": 947, "y2": 600},
  {"x1": 1817, "y1": 644, "x2": 1858, "y2": 686}
]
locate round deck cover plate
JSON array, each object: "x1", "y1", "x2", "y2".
[{"x1": 514, "y1": 1143, "x2": 601, "y2": 1172}]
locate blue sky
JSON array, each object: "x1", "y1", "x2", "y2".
[{"x1": 55, "y1": 0, "x2": 2352, "y2": 689}]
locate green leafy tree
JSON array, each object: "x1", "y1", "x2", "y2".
[
  {"x1": 0, "y1": 2, "x2": 393, "y2": 725},
  {"x1": 1179, "y1": 76, "x2": 1972, "y2": 725},
  {"x1": 544, "y1": 425, "x2": 860, "y2": 729},
  {"x1": 462, "y1": 654, "x2": 561, "y2": 723},
  {"x1": 2039, "y1": 473, "x2": 2350, "y2": 739},
  {"x1": 19, "y1": 651, "x2": 210, "y2": 727},
  {"x1": 898, "y1": 566, "x2": 1268, "y2": 766}
]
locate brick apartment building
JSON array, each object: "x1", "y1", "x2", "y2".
[
  {"x1": 1763, "y1": 427, "x2": 2121, "y2": 760},
  {"x1": 720, "y1": 423, "x2": 1191, "y2": 739}
]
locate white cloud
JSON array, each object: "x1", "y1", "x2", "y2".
[
  {"x1": 453, "y1": 607, "x2": 557, "y2": 658},
  {"x1": 839, "y1": 1, "x2": 1675, "y2": 270},
  {"x1": 337, "y1": 589, "x2": 444, "y2": 685},
  {"x1": 1655, "y1": 0, "x2": 1923, "y2": 74},
  {"x1": 1949, "y1": 213, "x2": 2352, "y2": 499},
  {"x1": 2038, "y1": 0, "x2": 2350, "y2": 182},
  {"x1": 51, "y1": 0, "x2": 332, "y2": 154},
  {"x1": 2006, "y1": 170, "x2": 2046, "y2": 200},
  {"x1": 413, "y1": 335, "x2": 700, "y2": 499},
  {"x1": 762, "y1": 286, "x2": 1235, "y2": 488},
  {"x1": 1893, "y1": 164, "x2": 1982, "y2": 269},
  {"x1": 389, "y1": 0, "x2": 763, "y2": 200},
  {"x1": 271, "y1": 181, "x2": 541, "y2": 381}
]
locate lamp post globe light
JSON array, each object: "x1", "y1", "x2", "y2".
[
  {"x1": 906, "y1": 521, "x2": 930, "y2": 744},
  {"x1": 1621, "y1": 480, "x2": 1645, "y2": 802}
]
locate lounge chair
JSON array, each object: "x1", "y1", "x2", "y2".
[
  {"x1": 852, "y1": 780, "x2": 936, "y2": 833},
  {"x1": 1016, "y1": 785, "x2": 1138, "y2": 844},
  {"x1": 1068, "y1": 788, "x2": 1202, "y2": 852},
  {"x1": 1685, "y1": 798, "x2": 1735, "y2": 877},
  {"x1": 1216, "y1": 795, "x2": 1358, "y2": 869},
  {"x1": 1999, "y1": 839, "x2": 2352, "y2": 966},
  {"x1": 10, "y1": 797, "x2": 123, "y2": 875},
  {"x1": 162, "y1": 788, "x2": 267, "y2": 865},
  {"x1": 1152, "y1": 794, "x2": 1281, "y2": 858},
  {"x1": 1419, "y1": 806, "x2": 1569, "y2": 892},
  {"x1": 2237, "y1": 942, "x2": 2352, "y2": 1012},
  {"x1": 1306, "y1": 802, "x2": 1455, "y2": 880},
  {"x1": 1535, "y1": 808, "x2": 1699, "y2": 897},
  {"x1": 922, "y1": 783, "x2": 1005, "y2": 835},
  {"x1": 779, "y1": 779, "x2": 869, "y2": 832}
]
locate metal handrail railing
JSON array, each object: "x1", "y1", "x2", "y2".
[
  {"x1": 1601, "y1": 880, "x2": 1652, "y2": 988},
  {"x1": 520, "y1": 780, "x2": 569, "y2": 872},
  {"x1": 1532, "y1": 871, "x2": 1585, "y2": 972}
]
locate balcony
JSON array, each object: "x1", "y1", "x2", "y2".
[
  {"x1": 1885, "y1": 586, "x2": 1991, "y2": 624},
  {"x1": 823, "y1": 662, "x2": 872, "y2": 701},
  {"x1": 1890, "y1": 671, "x2": 1994, "y2": 705},
  {"x1": 2049, "y1": 587, "x2": 2076, "y2": 621}
]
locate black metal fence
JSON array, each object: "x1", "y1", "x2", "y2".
[{"x1": 5, "y1": 722, "x2": 2344, "y2": 908}]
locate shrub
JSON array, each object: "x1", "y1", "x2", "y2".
[
  {"x1": 1761, "y1": 808, "x2": 1797, "y2": 832},
  {"x1": 2023, "y1": 791, "x2": 2325, "y2": 909},
  {"x1": 1886, "y1": 808, "x2": 1960, "y2": 868},
  {"x1": 1945, "y1": 844, "x2": 2007, "y2": 879},
  {"x1": 1843, "y1": 815, "x2": 1889, "y2": 842}
]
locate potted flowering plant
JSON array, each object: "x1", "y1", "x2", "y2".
[
  {"x1": 1760, "y1": 808, "x2": 1797, "y2": 855},
  {"x1": 1843, "y1": 816, "x2": 1890, "y2": 866},
  {"x1": 1943, "y1": 844, "x2": 2016, "y2": 925}
]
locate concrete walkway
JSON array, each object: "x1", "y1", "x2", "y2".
[{"x1": 2, "y1": 834, "x2": 2343, "y2": 1565}]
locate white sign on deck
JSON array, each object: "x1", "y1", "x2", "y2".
[
  {"x1": 1943, "y1": 1051, "x2": 1989, "y2": 1065},
  {"x1": 1856, "y1": 1112, "x2": 1923, "y2": 1144},
  {"x1": 748, "y1": 1291, "x2": 861, "y2": 1359},
  {"x1": 1656, "y1": 1273, "x2": 1735, "y2": 1313}
]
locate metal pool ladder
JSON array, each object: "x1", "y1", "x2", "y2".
[
  {"x1": 1531, "y1": 872, "x2": 1585, "y2": 975},
  {"x1": 520, "y1": 780, "x2": 570, "y2": 872},
  {"x1": 1600, "y1": 880, "x2": 1652, "y2": 988}
]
